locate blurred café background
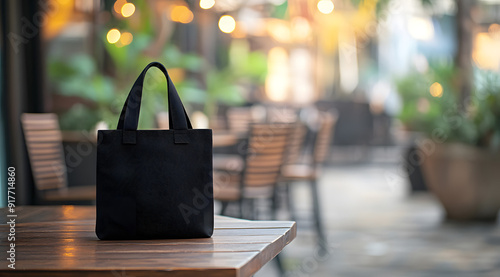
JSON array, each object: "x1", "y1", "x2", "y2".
[{"x1": 1, "y1": 0, "x2": 500, "y2": 276}]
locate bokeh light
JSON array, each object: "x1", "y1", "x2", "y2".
[
  {"x1": 266, "y1": 47, "x2": 289, "y2": 102},
  {"x1": 429, "y1": 82, "x2": 443, "y2": 98},
  {"x1": 219, "y1": 15, "x2": 236, "y2": 34},
  {"x1": 473, "y1": 32, "x2": 500, "y2": 70},
  {"x1": 113, "y1": 0, "x2": 126, "y2": 14},
  {"x1": 408, "y1": 16, "x2": 434, "y2": 41},
  {"x1": 120, "y1": 32, "x2": 133, "y2": 46},
  {"x1": 488, "y1": 23, "x2": 500, "y2": 35},
  {"x1": 267, "y1": 20, "x2": 291, "y2": 43},
  {"x1": 121, "y1": 3, "x2": 135, "y2": 17},
  {"x1": 317, "y1": 0, "x2": 334, "y2": 15},
  {"x1": 171, "y1": 6, "x2": 194, "y2": 24},
  {"x1": 106, "y1": 29, "x2": 121, "y2": 44},
  {"x1": 200, "y1": 0, "x2": 215, "y2": 10},
  {"x1": 291, "y1": 17, "x2": 311, "y2": 41}
]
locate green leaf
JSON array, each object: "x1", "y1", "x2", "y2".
[{"x1": 180, "y1": 54, "x2": 204, "y2": 71}]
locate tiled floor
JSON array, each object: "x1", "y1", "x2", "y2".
[{"x1": 256, "y1": 161, "x2": 500, "y2": 277}]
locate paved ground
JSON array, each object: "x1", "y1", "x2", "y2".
[{"x1": 256, "y1": 159, "x2": 500, "y2": 277}]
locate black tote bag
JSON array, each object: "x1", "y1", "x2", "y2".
[{"x1": 96, "y1": 62, "x2": 213, "y2": 240}]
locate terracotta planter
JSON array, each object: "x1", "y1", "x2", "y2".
[{"x1": 421, "y1": 143, "x2": 500, "y2": 221}]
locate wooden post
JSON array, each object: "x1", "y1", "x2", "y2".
[{"x1": 455, "y1": 0, "x2": 476, "y2": 110}]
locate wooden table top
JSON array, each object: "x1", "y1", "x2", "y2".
[{"x1": 0, "y1": 206, "x2": 296, "y2": 277}]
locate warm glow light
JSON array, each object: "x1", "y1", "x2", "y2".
[
  {"x1": 43, "y1": 0, "x2": 73, "y2": 39},
  {"x1": 267, "y1": 19, "x2": 291, "y2": 43},
  {"x1": 317, "y1": 0, "x2": 334, "y2": 14},
  {"x1": 171, "y1": 6, "x2": 194, "y2": 24},
  {"x1": 120, "y1": 32, "x2": 133, "y2": 45},
  {"x1": 430, "y1": 82, "x2": 443, "y2": 98},
  {"x1": 63, "y1": 247, "x2": 75, "y2": 257},
  {"x1": 121, "y1": 3, "x2": 135, "y2": 17},
  {"x1": 266, "y1": 47, "x2": 289, "y2": 102},
  {"x1": 291, "y1": 17, "x2": 311, "y2": 42},
  {"x1": 219, "y1": 15, "x2": 236, "y2": 33},
  {"x1": 290, "y1": 49, "x2": 314, "y2": 104},
  {"x1": 338, "y1": 30, "x2": 359, "y2": 93},
  {"x1": 231, "y1": 26, "x2": 246, "y2": 38},
  {"x1": 473, "y1": 32, "x2": 500, "y2": 70},
  {"x1": 408, "y1": 16, "x2": 434, "y2": 41},
  {"x1": 106, "y1": 29, "x2": 121, "y2": 44},
  {"x1": 62, "y1": 205, "x2": 74, "y2": 218},
  {"x1": 488, "y1": 23, "x2": 500, "y2": 35},
  {"x1": 113, "y1": 0, "x2": 127, "y2": 14},
  {"x1": 200, "y1": 0, "x2": 215, "y2": 9}
]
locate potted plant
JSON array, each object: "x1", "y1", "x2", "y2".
[
  {"x1": 421, "y1": 69, "x2": 500, "y2": 221},
  {"x1": 395, "y1": 64, "x2": 459, "y2": 192},
  {"x1": 397, "y1": 64, "x2": 500, "y2": 221}
]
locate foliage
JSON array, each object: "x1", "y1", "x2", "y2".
[
  {"x1": 48, "y1": 43, "x2": 203, "y2": 130},
  {"x1": 49, "y1": 54, "x2": 119, "y2": 130},
  {"x1": 49, "y1": 2, "x2": 267, "y2": 131},
  {"x1": 350, "y1": 0, "x2": 435, "y2": 16},
  {"x1": 396, "y1": 63, "x2": 500, "y2": 150},
  {"x1": 473, "y1": 70, "x2": 500, "y2": 149}
]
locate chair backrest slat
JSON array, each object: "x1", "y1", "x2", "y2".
[
  {"x1": 242, "y1": 123, "x2": 291, "y2": 187},
  {"x1": 284, "y1": 122, "x2": 307, "y2": 164},
  {"x1": 227, "y1": 107, "x2": 257, "y2": 134},
  {"x1": 21, "y1": 113, "x2": 68, "y2": 191},
  {"x1": 313, "y1": 112, "x2": 337, "y2": 164}
]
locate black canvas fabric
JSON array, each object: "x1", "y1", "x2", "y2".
[{"x1": 96, "y1": 62, "x2": 213, "y2": 240}]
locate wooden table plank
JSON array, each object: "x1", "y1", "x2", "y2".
[
  {"x1": 0, "y1": 206, "x2": 296, "y2": 277},
  {"x1": 0, "y1": 221, "x2": 289, "y2": 234}
]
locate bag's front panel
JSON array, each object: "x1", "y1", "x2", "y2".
[{"x1": 96, "y1": 129, "x2": 213, "y2": 239}]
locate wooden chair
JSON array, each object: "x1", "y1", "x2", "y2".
[
  {"x1": 226, "y1": 106, "x2": 265, "y2": 134},
  {"x1": 284, "y1": 122, "x2": 308, "y2": 164},
  {"x1": 21, "y1": 113, "x2": 95, "y2": 204},
  {"x1": 266, "y1": 105, "x2": 298, "y2": 124},
  {"x1": 212, "y1": 107, "x2": 258, "y2": 174},
  {"x1": 280, "y1": 111, "x2": 337, "y2": 248},
  {"x1": 214, "y1": 123, "x2": 292, "y2": 219}
]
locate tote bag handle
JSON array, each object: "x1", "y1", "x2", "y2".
[{"x1": 117, "y1": 62, "x2": 193, "y2": 131}]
